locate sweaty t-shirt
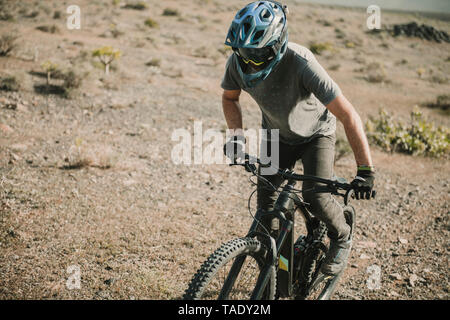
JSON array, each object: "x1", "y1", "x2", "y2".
[{"x1": 221, "y1": 42, "x2": 342, "y2": 145}]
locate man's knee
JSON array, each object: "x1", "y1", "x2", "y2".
[{"x1": 303, "y1": 191, "x2": 331, "y2": 214}]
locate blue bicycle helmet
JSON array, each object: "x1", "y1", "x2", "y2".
[{"x1": 225, "y1": 1, "x2": 288, "y2": 88}]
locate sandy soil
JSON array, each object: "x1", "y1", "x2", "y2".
[{"x1": 0, "y1": 0, "x2": 449, "y2": 300}]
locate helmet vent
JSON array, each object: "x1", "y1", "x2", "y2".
[
  {"x1": 243, "y1": 22, "x2": 251, "y2": 36},
  {"x1": 237, "y1": 7, "x2": 248, "y2": 19},
  {"x1": 260, "y1": 8, "x2": 272, "y2": 21},
  {"x1": 253, "y1": 30, "x2": 264, "y2": 41}
]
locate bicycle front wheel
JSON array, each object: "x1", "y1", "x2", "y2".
[{"x1": 183, "y1": 237, "x2": 276, "y2": 300}]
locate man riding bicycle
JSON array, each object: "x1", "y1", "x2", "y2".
[{"x1": 221, "y1": 1, "x2": 375, "y2": 276}]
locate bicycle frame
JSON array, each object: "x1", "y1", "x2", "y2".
[
  {"x1": 219, "y1": 178, "x2": 317, "y2": 299},
  {"x1": 215, "y1": 154, "x2": 367, "y2": 300}
]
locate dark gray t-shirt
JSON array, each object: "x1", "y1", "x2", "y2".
[{"x1": 221, "y1": 42, "x2": 342, "y2": 145}]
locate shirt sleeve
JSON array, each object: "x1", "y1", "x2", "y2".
[
  {"x1": 221, "y1": 55, "x2": 241, "y2": 91},
  {"x1": 301, "y1": 57, "x2": 342, "y2": 106}
]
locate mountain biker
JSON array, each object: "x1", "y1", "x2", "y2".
[{"x1": 221, "y1": 1, "x2": 375, "y2": 276}]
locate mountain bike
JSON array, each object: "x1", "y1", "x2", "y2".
[{"x1": 183, "y1": 154, "x2": 372, "y2": 300}]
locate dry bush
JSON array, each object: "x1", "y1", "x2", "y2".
[
  {"x1": 366, "y1": 107, "x2": 449, "y2": 158},
  {"x1": 144, "y1": 18, "x2": 159, "y2": 28},
  {"x1": 62, "y1": 139, "x2": 117, "y2": 170},
  {"x1": 145, "y1": 58, "x2": 161, "y2": 67},
  {"x1": 162, "y1": 8, "x2": 180, "y2": 16},
  {"x1": 363, "y1": 62, "x2": 387, "y2": 83},
  {"x1": 0, "y1": 75, "x2": 20, "y2": 91},
  {"x1": 309, "y1": 42, "x2": 335, "y2": 55},
  {"x1": 123, "y1": 2, "x2": 147, "y2": 10},
  {"x1": 36, "y1": 25, "x2": 60, "y2": 34},
  {"x1": 0, "y1": 34, "x2": 18, "y2": 56},
  {"x1": 425, "y1": 94, "x2": 449, "y2": 114},
  {"x1": 92, "y1": 46, "x2": 121, "y2": 75}
]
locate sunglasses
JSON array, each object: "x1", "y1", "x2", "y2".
[{"x1": 233, "y1": 47, "x2": 275, "y2": 66}]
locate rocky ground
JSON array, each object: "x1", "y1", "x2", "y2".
[{"x1": 0, "y1": 0, "x2": 449, "y2": 300}]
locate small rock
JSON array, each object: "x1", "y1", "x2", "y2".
[
  {"x1": 10, "y1": 152, "x2": 21, "y2": 161},
  {"x1": 0, "y1": 123, "x2": 14, "y2": 134},
  {"x1": 389, "y1": 272, "x2": 402, "y2": 280},
  {"x1": 359, "y1": 253, "x2": 371, "y2": 260},
  {"x1": 0, "y1": 97, "x2": 10, "y2": 106},
  {"x1": 389, "y1": 290, "x2": 400, "y2": 297},
  {"x1": 398, "y1": 237, "x2": 408, "y2": 244},
  {"x1": 409, "y1": 274, "x2": 419, "y2": 287},
  {"x1": 15, "y1": 103, "x2": 28, "y2": 112},
  {"x1": 10, "y1": 143, "x2": 28, "y2": 152}
]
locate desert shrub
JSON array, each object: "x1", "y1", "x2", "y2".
[
  {"x1": 0, "y1": 34, "x2": 18, "y2": 56},
  {"x1": 364, "y1": 62, "x2": 387, "y2": 83},
  {"x1": 0, "y1": 11, "x2": 13, "y2": 21},
  {"x1": 429, "y1": 74, "x2": 448, "y2": 84},
  {"x1": 123, "y1": 2, "x2": 147, "y2": 10},
  {"x1": 329, "y1": 64, "x2": 341, "y2": 71},
  {"x1": 145, "y1": 58, "x2": 161, "y2": 67},
  {"x1": 144, "y1": 18, "x2": 159, "y2": 28},
  {"x1": 41, "y1": 61, "x2": 59, "y2": 85},
  {"x1": 22, "y1": 10, "x2": 39, "y2": 18},
  {"x1": 309, "y1": 42, "x2": 334, "y2": 55},
  {"x1": 92, "y1": 46, "x2": 121, "y2": 75},
  {"x1": 425, "y1": 94, "x2": 449, "y2": 114},
  {"x1": 162, "y1": 8, "x2": 179, "y2": 16},
  {"x1": 62, "y1": 70, "x2": 81, "y2": 89},
  {"x1": 345, "y1": 41, "x2": 356, "y2": 48},
  {"x1": 53, "y1": 10, "x2": 62, "y2": 19},
  {"x1": 34, "y1": 63, "x2": 84, "y2": 98},
  {"x1": 218, "y1": 45, "x2": 232, "y2": 57},
  {"x1": 416, "y1": 67, "x2": 426, "y2": 78},
  {"x1": 36, "y1": 25, "x2": 60, "y2": 33},
  {"x1": 0, "y1": 76, "x2": 20, "y2": 91},
  {"x1": 62, "y1": 138, "x2": 116, "y2": 170},
  {"x1": 366, "y1": 107, "x2": 449, "y2": 158}
]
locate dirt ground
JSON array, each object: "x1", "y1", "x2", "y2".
[{"x1": 0, "y1": 0, "x2": 449, "y2": 300}]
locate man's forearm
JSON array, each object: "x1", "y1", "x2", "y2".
[
  {"x1": 326, "y1": 95, "x2": 373, "y2": 168},
  {"x1": 222, "y1": 96, "x2": 244, "y2": 136},
  {"x1": 343, "y1": 112, "x2": 373, "y2": 167}
]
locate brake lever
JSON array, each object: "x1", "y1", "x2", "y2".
[{"x1": 344, "y1": 189, "x2": 354, "y2": 206}]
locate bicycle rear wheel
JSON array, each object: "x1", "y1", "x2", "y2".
[{"x1": 183, "y1": 237, "x2": 276, "y2": 300}]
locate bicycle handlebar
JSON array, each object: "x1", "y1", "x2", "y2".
[{"x1": 230, "y1": 153, "x2": 356, "y2": 205}]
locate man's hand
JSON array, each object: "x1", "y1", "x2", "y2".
[
  {"x1": 351, "y1": 168, "x2": 375, "y2": 200},
  {"x1": 223, "y1": 135, "x2": 246, "y2": 163}
]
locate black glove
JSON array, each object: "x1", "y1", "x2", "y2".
[
  {"x1": 223, "y1": 135, "x2": 246, "y2": 163},
  {"x1": 351, "y1": 168, "x2": 375, "y2": 200}
]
